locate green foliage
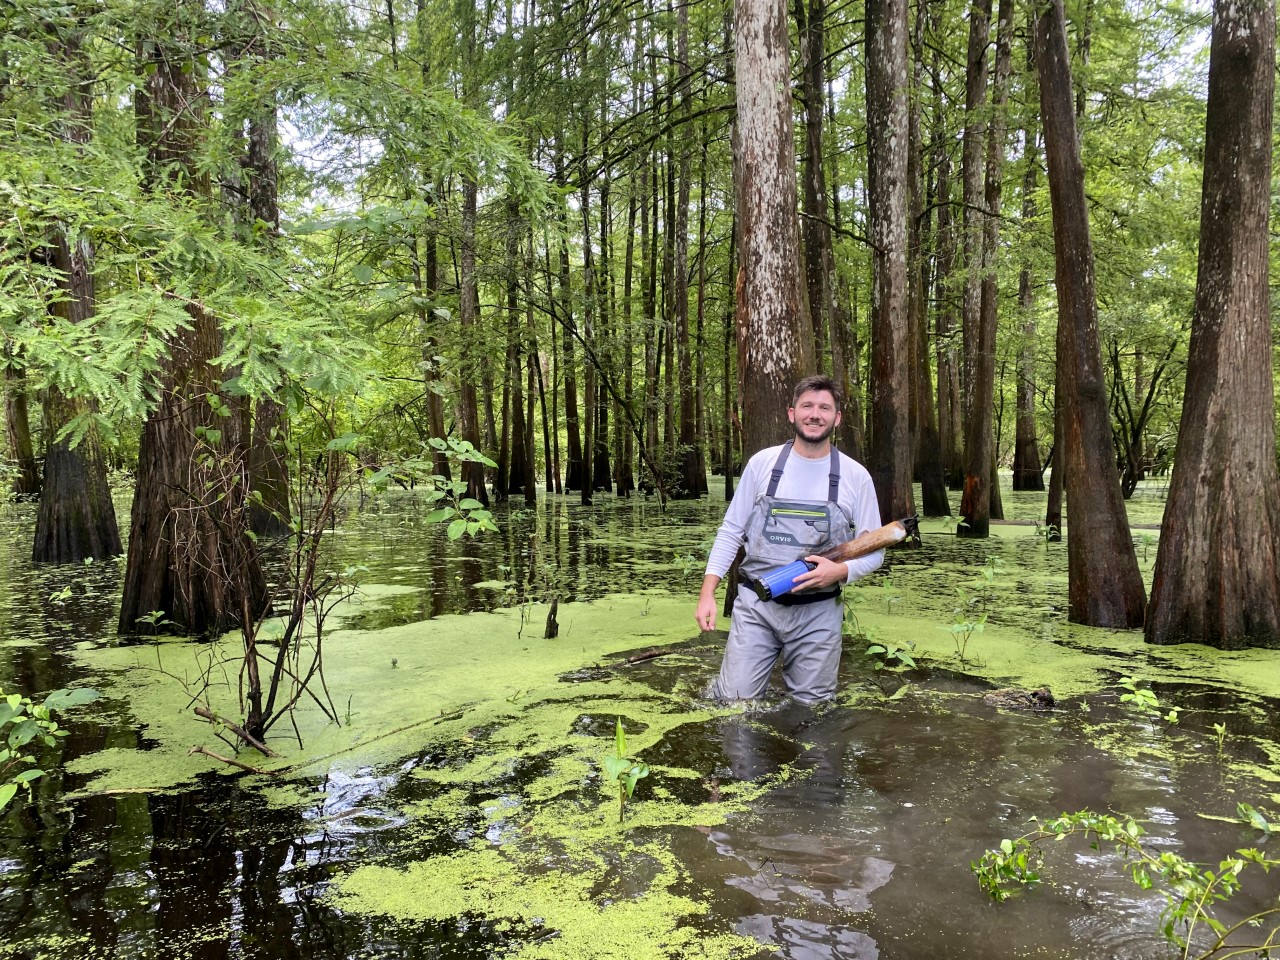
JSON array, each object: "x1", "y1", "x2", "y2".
[
  {"x1": 1, "y1": 687, "x2": 98, "y2": 812},
  {"x1": 601, "y1": 717, "x2": 649, "y2": 824},
  {"x1": 973, "y1": 806, "x2": 1280, "y2": 959},
  {"x1": 1118, "y1": 676, "x2": 1181, "y2": 725}
]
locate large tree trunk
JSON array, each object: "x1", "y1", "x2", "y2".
[
  {"x1": 1146, "y1": 0, "x2": 1280, "y2": 649},
  {"x1": 34, "y1": 8, "x2": 121, "y2": 562},
  {"x1": 1035, "y1": 0, "x2": 1144, "y2": 627},
  {"x1": 864, "y1": 0, "x2": 913, "y2": 522},
  {"x1": 733, "y1": 0, "x2": 813, "y2": 454},
  {"x1": 121, "y1": 12, "x2": 268, "y2": 634},
  {"x1": 959, "y1": 0, "x2": 1012, "y2": 538}
]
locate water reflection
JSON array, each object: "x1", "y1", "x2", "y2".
[{"x1": 3, "y1": 490, "x2": 1280, "y2": 959}]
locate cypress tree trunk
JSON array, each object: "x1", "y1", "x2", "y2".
[
  {"x1": 734, "y1": 0, "x2": 814, "y2": 454},
  {"x1": 865, "y1": 0, "x2": 913, "y2": 521},
  {"x1": 4, "y1": 356, "x2": 39, "y2": 498},
  {"x1": 959, "y1": 0, "x2": 1012, "y2": 538},
  {"x1": 34, "y1": 8, "x2": 121, "y2": 562},
  {"x1": 1012, "y1": 70, "x2": 1045, "y2": 492},
  {"x1": 910, "y1": 0, "x2": 949, "y2": 516},
  {"x1": 959, "y1": 0, "x2": 991, "y2": 417},
  {"x1": 1146, "y1": 0, "x2": 1280, "y2": 649},
  {"x1": 797, "y1": 0, "x2": 832, "y2": 371},
  {"x1": 121, "y1": 8, "x2": 268, "y2": 633},
  {"x1": 1035, "y1": 0, "x2": 1144, "y2": 627}
]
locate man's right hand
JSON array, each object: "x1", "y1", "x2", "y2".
[{"x1": 695, "y1": 574, "x2": 721, "y2": 632}]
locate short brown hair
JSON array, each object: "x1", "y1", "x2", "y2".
[{"x1": 792, "y1": 375, "x2": 842, "y2": 407}]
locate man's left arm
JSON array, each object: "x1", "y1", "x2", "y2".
[{"x1": 842, "y1": 471, "x2": 886, "y2": 584}]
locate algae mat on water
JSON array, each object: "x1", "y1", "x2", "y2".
[{"x1": 62, "y1": 591, "x2": 772, "y2": 958}]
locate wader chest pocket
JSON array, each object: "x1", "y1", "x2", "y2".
[{"x1": 764, "y1": 505, "x2": 831, "y2": 548}]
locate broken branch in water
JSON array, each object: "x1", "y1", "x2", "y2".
[
  {"x1": 193, "y1": 707, "x2": 280, "y2": 757},
  {"x1": 188, "y1": 744, "x2": 278, "y2": 776}
]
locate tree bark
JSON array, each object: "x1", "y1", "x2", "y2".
[
  {"x1": 674, "y1": 0, "x2": 701, "y2": 497},
  {"x1": 864, "y1": 0, "x2": 913, "y2": 522},
  {"x1": 911, "y1": 0, "x2": 949, "y2": 517},
  {"x1": 959, "y1": 0, "x2": 991, "y2": 418},
  {"x1": 1012, "y1": 66, "x2": 1045, "y2": 493},
  {"x1": 1146, "y1": 0, "x2": 1280, "y2": 649},
  {"x1": 1035, "y1": 0, "x2": 1144, "y2": 627},
  {"x1": 959, "y1": 0, "x2": 1012, "y2": 537},
  {"x1": 121, "y1": 9, "x2": 268, "y2": 633},
  {"x1": 3, "y1": 355, "x2": 39, "y2": 498},
  {"x1": 34, "y1": 7, "x2": 121, "y2": 562},
  {"x1": 733, "y1": 0, "x2": 813, "y2": 455},
  {"x1": 796, "y1": 0, "x2": 832, "y2": 372}
]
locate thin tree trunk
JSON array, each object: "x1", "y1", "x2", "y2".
[
  {"x1": 911, "y1": 0, "x2": 949, "y2": 516},
  {"x1": 4, "y1": 356, "x2": 39, "y2": 498},
  {"x1": 797, "y1": 0, "x2": 831, "y2": 371},
  {"x1": 1012, "y1": 62, "x2": 1045, "y2": 492},
  {"x1": 959, "y1": 0, "x2": 992, "y2": 417},
  {"x1": 959, "y1": 0, "x2": 1012, "y2": 537},
  {"x1": 674, "y1": 0, "x2": 699, "y2": 498}
]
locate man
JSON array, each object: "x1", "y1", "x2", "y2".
[{"x1": 694, "y1": 375, "x2": 884, "y2": 702}]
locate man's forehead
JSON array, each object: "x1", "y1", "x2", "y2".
[{"x1": 793, "y1": 390, "x2": 837, "y2": 406}]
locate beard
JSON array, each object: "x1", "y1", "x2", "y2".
[{"x1": 793, "y1": 419, "x2": 836, "y2": 444}]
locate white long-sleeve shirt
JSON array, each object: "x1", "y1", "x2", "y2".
[{"x1": 705, "y1": 443, "x2": 885, "y2": 584}]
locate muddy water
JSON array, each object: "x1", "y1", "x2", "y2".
[{"x1": 2, "y1": 482, "x2": 1279, "y2": 960}]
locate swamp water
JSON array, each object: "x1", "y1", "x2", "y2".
[{"x1": 3, "y1": 479, "x2": 1280, "y2": 960}]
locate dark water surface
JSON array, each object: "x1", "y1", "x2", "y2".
[{"x1": 2, "y1": 486, "x2": 1278, "y2": 960}]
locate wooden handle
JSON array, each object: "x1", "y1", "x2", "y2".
[{"x1": 820, "y1": 517, "x2": 917, "y2": 563}]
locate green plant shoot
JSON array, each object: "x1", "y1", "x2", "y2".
[{"x1": 602, "y1": 716, "x2": 649, "y2": 824}]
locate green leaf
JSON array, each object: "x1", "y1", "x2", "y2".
[
  {"x1": 602, "y1": 754, "x2": 629, "y2": 781},
  {"x1": 615, "y1": 716, "x2": 626, "y2": 757},
  {"x1": 0, "y1": 782, "x2": 17, "y2": 811},
  {"x1": 446, "y1": 518, "x2": 467, "y2": 540}
]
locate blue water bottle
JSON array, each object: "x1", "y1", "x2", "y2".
[{"x1": 751, "y1": 559, "x2": 817, "y2": 601}]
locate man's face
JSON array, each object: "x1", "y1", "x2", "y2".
[{"x1": 788, "y1": 389, "x2": 841, "y2": 444}]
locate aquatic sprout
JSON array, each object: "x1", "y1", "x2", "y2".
[
  {"x1": 973, "y1": 806, "x2": 1280, "y2": 960},
  {"x1": 1118, "y1": 676, "x2": 1180, "y2": 725},
  {"x1": 602, "y1": 717, "x2": 649, "y2": 824}
]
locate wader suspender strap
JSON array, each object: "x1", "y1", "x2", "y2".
[{"x1": 764, "y1": 441, "x2": 841, "y2": 501}]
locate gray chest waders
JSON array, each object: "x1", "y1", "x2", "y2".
[{"x1": 738, "y1": 442, "x2": 853, "y2": 604}]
